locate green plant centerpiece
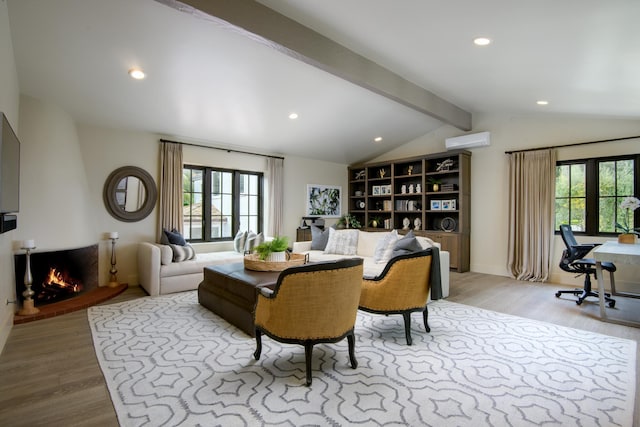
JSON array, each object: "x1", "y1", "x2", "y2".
[
  {"x1": 336, "y1": 213, "x2": 361, "y2": 229},
  {"x1": 254, "y1": 236, "x2": 289, "y2": 261}
]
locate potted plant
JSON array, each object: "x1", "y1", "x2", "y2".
[
  {"x1": 254, "y1": 236, "x2": 289, "y2": 261},
  {"x1": 369, "y1": 216, "x2": 382, "y2": 228},
  {"x1": 336, "y1": 213, "x2": 361, "y2": 229},
  {"x1": 615, "y1": 196, "x2": 640, "y2": 244},
  {"x1": 428, "y1": 177, "x2": 441, "y2": 192}
]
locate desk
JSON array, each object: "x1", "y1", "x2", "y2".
[{"x1": 594, "y1": 241, "x2": 640, "y2": 326}]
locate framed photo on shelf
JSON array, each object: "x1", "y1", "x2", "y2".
[
  {"x1": 384, "y1": 184, "x2": 392, "y2": 195},
  {"x1": 430, "y1": 200, "x2": 441, "y2": 210},
  {"x1": 442, "y1": 200, "x2": 451, "y2": 210},
  {"x1": 372, "y1": 185, "x2": 381, "y2": 195},
  {"x1": 306, "y1": 184, "x2": 342, "y2": 217}
]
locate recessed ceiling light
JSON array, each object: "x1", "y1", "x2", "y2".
[
  {"x1": 473, "y1": 37, "x2": 491, "y2": 46},
  {"x1": 536, "y1": 100, "x2": 549, "y2": 105},
  {"x1": 374, "y1": 136, "x2": 383, "y2": 142},
  {"x1": 128, "y1": 68, "x2": 145, "y2": 80},
  {"x1": 288, "y1": 113, "x2": 299, "y2": 119}
]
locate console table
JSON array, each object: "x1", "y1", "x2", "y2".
[{"x1": 594, "y1": 241, "x2": 640, "y2": 326}]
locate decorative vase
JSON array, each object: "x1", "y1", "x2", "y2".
[
  {"x1": 618, "y1": 233, "x2": 637, "y2": 244},
  {"x1": 371, "y1": 220, "x2": 378, "y2": 228},
  {"x1": 265, "y1": 251, "x2": 287, "y2": 262},
  {"x1": 433, "y1": 183, "x2": 439, "y2": 192}
]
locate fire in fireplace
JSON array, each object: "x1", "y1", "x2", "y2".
[{"x1": 14, "y1": 244, "x2": 98, "y2": 307}]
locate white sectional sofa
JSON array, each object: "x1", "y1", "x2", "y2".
[
  {"x1": 292, "y1": 229, "x2": 450, "y2": 298},
  {"x1": 138, "y1": 242, "x2": 244, "y2": 296}
]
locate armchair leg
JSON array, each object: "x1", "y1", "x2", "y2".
[
  {"x1": 347, "y1": 333, "x2": 358, "y2": 369},
  {"x1": 304, "y1": 342, "x2": 314, "y2": 386},
  {"x1": 423, "y1": 307, "x2": 430, "y2": 333},
  {"x1": 253, "y1": 329, "x2": 262, "y2": 360},
  {"x1": 402, "y1": 312, "x2": 413, "y2": 346}
]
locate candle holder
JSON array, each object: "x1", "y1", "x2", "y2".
[
  {"x1": 108, "y1": 233, "x2": 119, "y2": 288},
  {"x1": 18, "y1": 242, "x2": 39, "y2": 316}
]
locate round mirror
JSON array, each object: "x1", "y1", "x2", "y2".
[{"x1": 103, "y1": 166, "x2": 157, "y2": 222}]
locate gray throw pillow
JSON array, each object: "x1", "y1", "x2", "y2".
[
  {"x1": 245, "y1": 231, "x2": 264, "y2": 253},
  {"x1": 170, "y1": 243, "x2": 196, "y2": 262},
  {"x1": 233, "y1": 231, "x2": 247, "y2": 253},
  {"x1": 310, "y1": 225, "x2": 331, "y2": 250},
  {"x1": 392, "y1": 230, "x2": 423, "y2": 258}
]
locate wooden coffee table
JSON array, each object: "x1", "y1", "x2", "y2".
[{"x1": 198, "y1": 263, "x2": 280, "y2": 336}]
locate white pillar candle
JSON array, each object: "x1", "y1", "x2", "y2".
[
  {"x1": 109, "y1": 232, "x2": 119, "y2": 239},
  {"x1": 22, "y1": 239, "x2": 35, "y2": 249}
]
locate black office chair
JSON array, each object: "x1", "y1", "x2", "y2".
[{"x1": 555, "y1": 224, "x2": 616, "y2": 308}]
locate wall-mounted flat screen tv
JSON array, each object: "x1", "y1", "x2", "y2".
[{"x1": 0, "y1": 112, "x2": 20, "y2": 214}]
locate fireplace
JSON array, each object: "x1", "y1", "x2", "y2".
[{"x1": 14, "y1": 244, "x2": 99, "y2": 307}]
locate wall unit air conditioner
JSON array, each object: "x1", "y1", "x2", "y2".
[{"x1": 445, "y1": 131, "x2": 490, "y2": 150}]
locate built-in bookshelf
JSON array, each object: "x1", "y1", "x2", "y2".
[{"x1": 348, "y1": 150, "x2": 471, "y2": 272}]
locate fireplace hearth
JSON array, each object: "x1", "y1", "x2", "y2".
[{"x1": 14, "y1": 244, "x2": 99, "y2": 307}]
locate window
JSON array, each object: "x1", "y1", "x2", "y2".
[
  {"x1": 182, "y1": 166, "x2": 263, "y2": 242},
  {"x1": 555, "y1": 154, "x2": 639, "y2": 235}
]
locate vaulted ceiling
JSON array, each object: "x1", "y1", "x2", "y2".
[{"x1": 7, "y1": 0, "x2": 640, "y2": 164}]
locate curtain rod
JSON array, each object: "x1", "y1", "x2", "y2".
[
  {"x1": 504, "y1": 135, "x2": 640, "y2": 155},
  {"x1": 160, "y1": 138, "x2": 285, "y2": 160}
]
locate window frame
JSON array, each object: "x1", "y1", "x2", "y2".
[
  {"x1": 183, "y1": 165, "x2": 264, "y2": 242},
  {"x1": 555, "y1": 154, "x2": 639, "y2": 236}
]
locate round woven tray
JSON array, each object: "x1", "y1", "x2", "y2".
[{"x1": 244, "y1": 253, "x2": 308, "y2": 272}]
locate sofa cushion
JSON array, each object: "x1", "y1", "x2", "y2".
[
  {"x1": 310, "y1": 225, "x2": 331, "y2": 250},
  {"x1": 244, "y1": 231, "x2": 263, "y2": 253},
  {"x1": 324, "y1": 228, "x2": 359, "y2": 255},
  {"x1": 233, "y1": 231, "x2": 247, "y2": 253},
  {"x1": 373, "y1": 230, "x2": 398, "y2": 264},
  {"x1": 357, "y1": 230, "x2": 392, "y2": 257},
  {"x1": 392, "y1": 230, "x2": 423, "y2": 258},
  {"x1": 161, "y1": 251, "x2": 244, "y2": 278},
  {"x1": 170, "y1": 243, "x2": 196, "y2": 262},
  {"x1": 161, "y1": 228, "x2": 187, "y2": 246},
  {"x1": 159, "y1": 244, "x2": 173, "y2": 265}
]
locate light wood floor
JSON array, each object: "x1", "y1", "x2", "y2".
[{"x1": 0, "y1": 272, "x2": 638, "y2": 427}]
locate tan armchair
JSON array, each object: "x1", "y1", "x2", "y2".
[
  {"x1": 253, "y1": 258, "x2": 364, "y2": 386},
  {"x1": 359, "y1": 249, "x2": 433, "y2": 345}
]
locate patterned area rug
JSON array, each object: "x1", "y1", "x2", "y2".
[{"x1": 88, "y1": 291, "x2": 636, "y2": 427}]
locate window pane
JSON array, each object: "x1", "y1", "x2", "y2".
[
  {"x1": 617, "y1": 159, "x2": 634, "y2": 195},
  {"x1": 599, "y1": 161, "x2": 615, "y2": 196},
  {"x1": 555, "y1": 198, "x2": 569, "y2": 229},
  {"x1": 239, "y1": 194, "x2": 249, "y2": 215},
  {"x1": 555, "y1": 165, "x2": 569, "y2": 198},
  {"x1": 222, "y1": 195, "x2": 232, "y2": 216},
  {"x1": 570, "y1": 164, "x2": 585, "y2": 197},
  {"x1": 222, "y1": 172, "x2": 233, "y2": 193},
  {"x1": 248, "y1": 216, "x2": 258, "y2": 232},
  {"x1": 599, "y1": 197, "x2": 616, "y2": 233},
  {"x1": 569, "y1": 198, "x2": 585, "y2": 231}
]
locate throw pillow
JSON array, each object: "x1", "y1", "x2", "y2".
[
  {"x1": 392, "y1": 230, "x2": 423, "y2": 258},
  {"x1": 310, "y1": 225, "x2": 331, "y2": 250},
  {"x1": 373, "y1": 229, "x2": 399, "y2": 264},
  {"x1": 233, "y1": 230, "x2": 247, "y2": 253},
  {"x1": 245, "y1": 231, "x2": 264, "y2": 253},
  {"x1": 162, "y1": 228, "x2": 186, "y2": 246},
  {"x1": 324, "y1": 228, "x2": 359, "y2": 255},
  {"x1": 170, "y1": 243, "x2": 196, "y2": 262}
]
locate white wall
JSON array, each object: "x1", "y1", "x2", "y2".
[
  {"x1": 0, "y1": 0, "x2": 21, "y2": 354},
  {"x1": 374, "y1": 113, "x2": 640, "y2": 290},
  {"x1": 76, "y1": 124, "x2": 159, "y2": 286}
]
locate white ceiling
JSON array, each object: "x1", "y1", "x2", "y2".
[{"x1": 7, "y1": 0, "x2": 640, "y2": 164}]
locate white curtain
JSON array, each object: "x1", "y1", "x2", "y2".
[
  {"x1": 267, "y1": 157, "x2": 284, "y2": 237},
  {"x1": 507, "y1": 148, "x2": 557, "y2": 281},
  {"x1": 157, "y1": 141, "x2": 183, "y2": 241}
]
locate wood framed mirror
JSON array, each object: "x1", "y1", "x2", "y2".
[{"x1": 103, "y1": 166, "x2": 157, "y2": 222}]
